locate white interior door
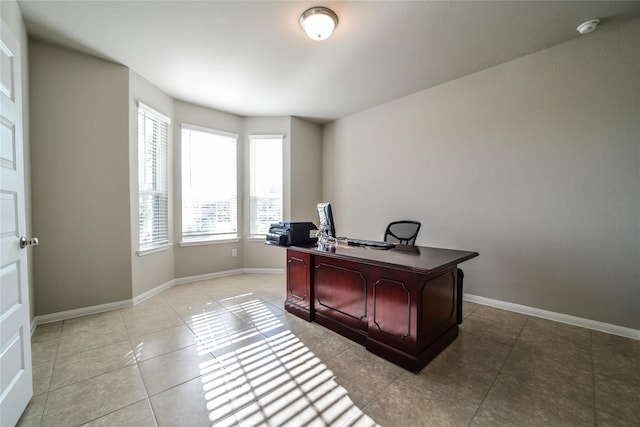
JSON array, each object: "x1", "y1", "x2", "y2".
[{"x1": 0, "y1": 18, "x2": 33, "y2": 427}]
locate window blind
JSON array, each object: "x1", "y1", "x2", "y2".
[
  {"x1": 250, "y1": 135, "x2": 283, "y2": 236},
  {"x1": 181, "y1": 125, "x2": 238, "y2": 241},
  {"x1": 138, "y1": 103, "x2": 169, "y2": 250}
]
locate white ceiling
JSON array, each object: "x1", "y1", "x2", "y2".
[{"x1": 17, "y1": 1, "x2": 640, "y2": 123}]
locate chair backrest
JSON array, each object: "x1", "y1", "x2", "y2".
[{"x1": 384, "y1": 220, "x2": 421, "y2": 245}]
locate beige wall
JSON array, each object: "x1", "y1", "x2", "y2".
[
  {"x1": 129, "y1": 71, "x2": 175, "y2": 298},
  {"x1": 27, "y1": 40, "x2": 311, "y2": 311},
  {"x1": 171, "y1": 112, "x2": 322, "y2": 274},
  {"x1": 323, "y1": 19, "x2": 640, "y2": 329},
  {"x1": 242, "y1": 116, "x2": 290, "y2": 270},
  {"x1": 290, "y1": 117, "x2": 323, "y2": 223},
  {"x1": 241, "y1": 116, "x2": 322, "y2": 269},
  {"x1": 29, "y1": 40, "x2": 132, "y2": 315},
  {"x1": 173, "y1": 101, "x2": 244, "y2": 278}
]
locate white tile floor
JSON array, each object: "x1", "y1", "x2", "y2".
[{"x1": 19, "y1": 273, "x2": 640, "y2": 426}]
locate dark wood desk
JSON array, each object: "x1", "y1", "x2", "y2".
[{"x1": 284, "y1": 243, "x2": 478, "y2": 372}]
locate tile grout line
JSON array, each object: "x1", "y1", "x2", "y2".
[
  {"x1": 43, "y1": 310, "x2": 153, "y2": 426},
  {"x1": 590, "y1": 329, "x2": 597, "y2": 427},
  {"x1": 465, "y1": 314, "x2": 530, "y2": 426},
  {"x1": 123, "y1": 303, "x2": 180, "y2": 427},
  {"x1": 37, "y1": 320, "x2": 64, "y2": 427},
  {"x1": 148, "y1": 292, "x2": 275, "y2": 424}
]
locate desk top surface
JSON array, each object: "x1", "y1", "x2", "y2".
[{"x1": 287, "y1": 243, "x2": 478, "y2": 274}]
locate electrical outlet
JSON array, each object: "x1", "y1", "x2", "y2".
[{"x1": 231, "y1": 248, "x2": 237, "y2": 257}]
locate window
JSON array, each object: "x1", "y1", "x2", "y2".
[
  {"x1": 181, "y1": 125, "x2": 238, "y2": 242},
  {"x1": 138, "y1": 103, "x2": 170, "y2": 251},
  {"x1": 250, "y1": 135, "x2": 283, "y2": 236}
]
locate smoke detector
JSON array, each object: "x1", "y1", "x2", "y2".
[{"x1": 577, "y1": 19, "x2": 600, "y2": 35}]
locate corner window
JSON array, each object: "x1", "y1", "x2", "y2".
[
  {"x1": 250, "y1": 135, "x2": 283, "y2": 236},
  {"x1": 181, "y1": 125, "x2": 238, "y2": 242},
  {"x1": 138, "y1": 103, "x2": 170, "y2": 251}
]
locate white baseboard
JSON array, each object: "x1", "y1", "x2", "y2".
[
  {"x1": 174, "y1": 269, "x2": 244, "y2": 285},
  {"x1": 33, "y1": 299, "x2": 132, "y2": 326},
  {"x1": 132, "y1": 279, "x2": 176, "y2": 305},
  {"x1": 464, "y1": 293, "x2": 640, "y2": 341},
  {"x1": 242, "y1": 268, "x2": 285, "y2": 275},
  {"x1": 174, "y1": 268, "x2": 284, "y2": 285},
  {"x1": 31, "y1": 270, "x2": 287, "y2": 332}
]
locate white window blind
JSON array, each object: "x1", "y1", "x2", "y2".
[
  {"x1": 181, "y1": 125, "x2": 238, "y2": 242},
  {"x1": 138, "y1": 103, "x2": 170, "y2": 250},
  {"x1": 250, "y1": 135, "x2": 283, "y2": 236}
]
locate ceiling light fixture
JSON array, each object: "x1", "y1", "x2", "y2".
[{"x1": 300, "y1": 6, "x2": 338, "y2": 41}]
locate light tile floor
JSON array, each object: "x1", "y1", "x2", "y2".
[{"x1": 18, "y1": 273, "x2": 640, "y2": 426}]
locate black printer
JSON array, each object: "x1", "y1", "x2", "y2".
[{"x1": 266, "y1": 222, "x2": 318, "y2": 246}]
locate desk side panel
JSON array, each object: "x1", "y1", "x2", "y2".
[
  {"x1": 418, "y1": 269, "x2": 458, "y2": 352},
  {"x1": 285, "y1": 249, "x2": 313, "y2": 321}
]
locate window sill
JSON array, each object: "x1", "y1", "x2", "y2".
[
  {"x1": 248, "y1": 235, "x2": 268, "y2": 243},
  {"x1": 137, "y1": 243, "x2": 173, "y2": 257},
  {"x1": 179, "y1": 237, "x2": 240, "y2": 247}
]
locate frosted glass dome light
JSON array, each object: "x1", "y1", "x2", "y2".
[{"x1": 300, "y1": 7, "x2": 338, "y2": 41}]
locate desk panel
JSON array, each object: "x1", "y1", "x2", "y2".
[
  {"x1": 371, "y1": 276, "x2": 413, "y2": 346},
  {"x1": 315, "y1": 260, "x2": 367, "y2": 325},
  {"x1": 285, "y1": 251, "x2": 312, "y2": 321}
]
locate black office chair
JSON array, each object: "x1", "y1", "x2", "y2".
[{"x1": 384, "y1": 220, "x2": 421, "y2": 245}]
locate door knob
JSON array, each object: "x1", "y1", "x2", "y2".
[{"x1": 19, "y1": 236, "x2": 39, "y2": 249}]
